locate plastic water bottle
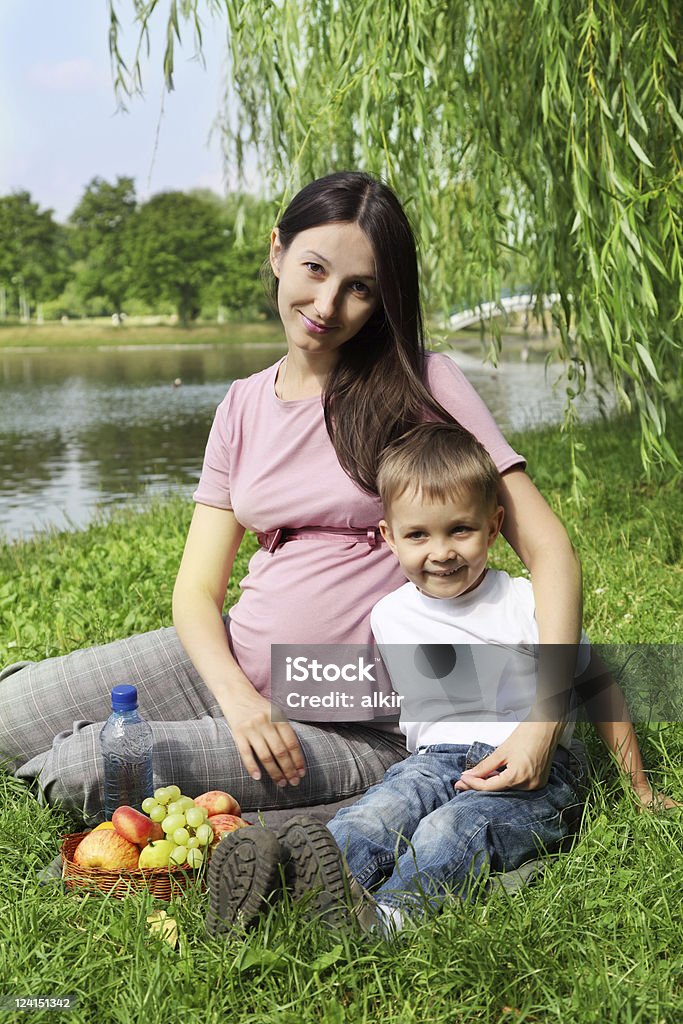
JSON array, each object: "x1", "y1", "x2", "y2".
[{"x1": 100, "y1": 684, "x2": 154, "y2": 819}]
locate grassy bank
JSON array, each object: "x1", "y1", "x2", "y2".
[
  {"x1": 2, "y1": 412, "x2": 680, "y2": 664},
  {"x1": 0, "y1": 317, "x2": 550, "y2": 355},
  {"x1": 1, "y1": 413, "x2": 682, "y2": 1023},
  {"x1": 0, "y1": 319, "x2": 285, "y2": 349}
]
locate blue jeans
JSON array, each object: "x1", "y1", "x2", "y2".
[{"x1": 327, "y1": 742, "x2": 586, "y2": 914}]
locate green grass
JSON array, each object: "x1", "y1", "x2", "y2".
[
  {"x1": 0, "y1": 319, "x2": 284, "y2": 349},
  {"x1": 1, "y1": 413, "x2": 682, "y2": 1023},
  {"x1": 1, "y1": 413, "x2": 680, "y2": 665}
]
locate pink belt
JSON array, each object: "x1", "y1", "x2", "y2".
[{"x1": 257, "y1": 525, "x2": 382, "y2": 553}]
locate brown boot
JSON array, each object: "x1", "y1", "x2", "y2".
[
  {"x1": 276, "y1": 815, "x2": 380, "y2": 932},
  {"x1": 205, "y1": 826, "x2": 282, "y2": 937}
]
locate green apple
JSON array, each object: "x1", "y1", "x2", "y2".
[{"x1": 138, "y1": 839, "x2": 175, "y2": 870}]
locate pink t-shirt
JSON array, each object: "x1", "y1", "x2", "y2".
[{"x1": 193, "y1": 352, "x2": 524, "y2": 713}]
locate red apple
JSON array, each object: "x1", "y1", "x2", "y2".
[
  {"x1": 73, "y1": 830, "x2": 140, "y2": 871},
  {"x1": 112, "y1": 805, "x2": 163, "y2": 847},
  {"x1": 194, "y1": 790, "x2": 241, "y2": 817},
  {"x1": 208, "y1": 814, "x2": 251, "y2": 842}
]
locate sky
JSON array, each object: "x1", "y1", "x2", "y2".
[{"x1": 0, "y1": 1, "x2": 256, "y2": 222}]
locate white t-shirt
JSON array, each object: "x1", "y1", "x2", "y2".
[{"x1": 370, "y1": 569, "x2": 590, "y2": 753}]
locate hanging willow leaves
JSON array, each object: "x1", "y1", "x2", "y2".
[{"x1": 108, "y1": 0, "x2": 682, "y2": 475}]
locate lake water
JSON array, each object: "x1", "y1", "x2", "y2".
[{"x1": 0, "y1": 339, "x2": 614, "y2": 541}]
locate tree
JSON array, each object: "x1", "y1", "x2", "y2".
[
  {"x1": 127, "y1": 191, "x2": 228, "y2": 324},
  {"x1": 69, "y1": 176, "x2": 137, "y2": 317},
  {"x1": 0, "y1": 192, "x2": 68, "y2": 318},
  {"x1": 203, "y1": 192, "x2": 277, "y2": 319},
  {"x1": 109, "y1": 0, "x2": 683, "y2": 474}
]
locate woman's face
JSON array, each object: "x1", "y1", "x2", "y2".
[{"x1": 270, "y1": 221, "x2": 379, "y2": 361}]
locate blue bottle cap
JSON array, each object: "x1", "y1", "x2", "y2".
[{"x1": 110, "y1": 684, "x2": 139, "y2": 711}]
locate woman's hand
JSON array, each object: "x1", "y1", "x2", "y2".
[
  {"x1": 454, "y1": 720, "x2": 562, "y2": 792},
  {"x1": 222, "y1": 689, "x2": 306, "y2": 787}
]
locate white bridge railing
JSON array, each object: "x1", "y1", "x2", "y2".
[{"x1": 448, "y1": 293, "x2": 560, "y2": 331}]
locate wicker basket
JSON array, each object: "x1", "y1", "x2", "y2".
[{"x1": 60, "y1": 832, "x2": 205, "y2": 900}]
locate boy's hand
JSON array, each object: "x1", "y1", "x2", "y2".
[
  {"x1": 454, "y1": 721, "x2": 561, "y2": 792},
  {"x1": 632, "y1": 783, "x2": 682, "y2": 813}
]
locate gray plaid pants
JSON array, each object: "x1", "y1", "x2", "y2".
[{"x1": 0, "y1": 625, "x2": 407, "y2": 826}]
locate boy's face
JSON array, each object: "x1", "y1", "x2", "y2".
[{"x1": 379, "y1": 487, "x2": 504, "y2": 600}]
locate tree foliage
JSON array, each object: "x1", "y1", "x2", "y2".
[
  {"x1": 109, "y1": 0, "x2": 683, "y2": 473},
  {"x1": 0, "y1": 181, "x2": 274, "y2": 323},
  {"x1": 201, "y1": 191, "x2": 276, "y2": 319},
  {"x1": 0, "y1": 192, "x2": 68, "y2": 315},
  {"x1": 69, "y1": 176, "x2": 137, "y2": 315},
  {"x1": 126, "y1": 190, "x2": 228, "y2": 323}
]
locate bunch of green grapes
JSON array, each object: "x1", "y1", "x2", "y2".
[{"x1": 142, "y1": 785, "x2": 214, "y2": 869}]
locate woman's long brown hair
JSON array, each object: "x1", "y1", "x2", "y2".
[{"x1": 269, "y1": 172, "x2": 459, "y2": 494}]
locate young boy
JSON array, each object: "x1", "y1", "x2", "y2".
[{"x1": 206, "y1": 424, "x2": 675, "y2": 938}]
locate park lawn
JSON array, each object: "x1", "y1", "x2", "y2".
[
  {"x1": 0, "y1": 319, "x2": 284, "y2": 350},
  {"x1": 0, "y1": 412, "x2": 681, "y2": 1023},
  {"x1": 0, "y1": 317, "x2": 544, "y2": 356}
]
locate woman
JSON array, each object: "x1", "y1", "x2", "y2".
[{"x1": 0, "y1": 172, "x2": 583, "y2": 823}]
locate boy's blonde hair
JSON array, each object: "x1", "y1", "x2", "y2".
[{"x1": 377, "y1": 423, "x2": 502, "y2": 515}]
